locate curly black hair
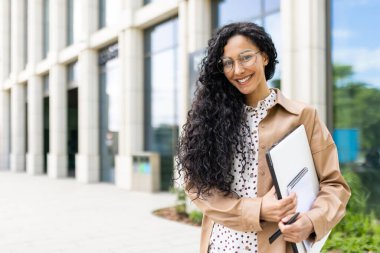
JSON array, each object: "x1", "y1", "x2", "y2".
[{"x1": 177, "y1": 22, "x2": 278, "y2": 198}]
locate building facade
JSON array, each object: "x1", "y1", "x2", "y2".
[{"x1": 0, "y1": 0, "x2": 379, "y2": 208}]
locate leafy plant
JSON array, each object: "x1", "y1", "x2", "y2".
[
  {"x1": 189, "y1": 210, "x2": 203, "y2": 225},
  {"x1": 323, "y1": 171, "x2": 380, "y2": 252},
  {"x1": 174, "y1": 188, "x2": 187, "y2": 215}
]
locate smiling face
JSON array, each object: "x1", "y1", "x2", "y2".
[{"x1": 222, "y1": 34, "x2": 270, "y2": 106}]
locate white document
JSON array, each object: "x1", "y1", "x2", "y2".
[{"x1": 266, "y1": 124, "x2": 330, "y2": 253}]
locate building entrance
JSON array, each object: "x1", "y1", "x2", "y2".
[
  {"x1": 43, "y1": 97, "x2": 49, "y2": 174},
  {"x1": 67, "y1": 88, "x2": 78, "y2": 177}
]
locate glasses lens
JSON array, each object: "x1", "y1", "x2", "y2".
[
  {"x1": 218, "y1": 59, "x2": 233, "y2": 73},
  {"x1": 217, "y1": 60, "x2": 225, "y2": 73},
  {"x1": 240, "y1": 53, "x2": 257, "y2": 68}
]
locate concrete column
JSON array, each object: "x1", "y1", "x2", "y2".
[
  {"x1": 47, "y1": 0, "x2": 67, "y2": 178},
  {"x1": 49, "y1": 0, "x2": 66, "y2": 57},
  {"x1": 27, "y1": 0, "x2": 43, "y2": 66},
  {"x1": 10, "y1": 0, "x2": 26, "y2": 75},
  {"x1": 0, "y1": 0, "x2": 11, "y2": 170},
  {"x1": 47, "y1": 65, "x2": 67, "y2": 178},
  {"x1": 81, "y1": 0, "x2": 99, "y2": 39},
  {"x1": 115, "y1": 0, "x2": 143, "y2": 189},
  {"x1": 10, "y1": 84, "x2": 26, "y2": 172},
  {"x1": 26, "y1": 0, "x2": 44, "y2": 175},
  {"x1": 115, "y1": 28, "x2": 144, "y2": 189},
  {"x1": 27, "y1": 76, "x2": 44, "y2": 175},
  {"x1": 75, "y1": 0, "x2": 100, "y2": 183},
  {"x1": 178, "y1": 0, "x2": 189, "y2": 126},
  {"x1": 0, "y1": 0, "x2": 11, "y2": 80},
  {"x1": 187, "y1": 0, "x2": 211, "y2": 52},
  {"x1": 76, "y1": 50, "x2": 100, "y2": 183},
  {"x1": 10, "y1": 0, "x2": 27, "y2": 172},
  {"x1": 281, "y1": 0, "x2": 327, "y2": 121},
  {"x1": 0, "y1": 91, "x2": 10, "y2": 170}
]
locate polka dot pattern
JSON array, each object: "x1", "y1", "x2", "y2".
[{"x1": 208, "y1": 90, "x2": 277, "y2": 253}]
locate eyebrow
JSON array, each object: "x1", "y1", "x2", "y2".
[{"x1": 222, "y1": 49, "x2": 256, "y2": 59}]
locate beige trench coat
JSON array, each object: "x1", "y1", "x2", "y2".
[{"x1": 186, "y1": 89, "x2": 351, "y2": 253}]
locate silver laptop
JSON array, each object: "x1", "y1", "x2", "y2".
[{"x1": 266, "y1": 124, "x2": 330, "y2": 253}]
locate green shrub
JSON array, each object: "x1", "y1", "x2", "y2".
[
  {"x1": 323, "y1": 171, "x2": 380, "y2": 252},
  {"x1": 189, "y1": 210, "x2": 203, "y2": 225},
  {"x1": 174, "y1": 188, "x2": 187, "y2": 215},
  {"x1": 343, "y1": 171, "x2": 368, "y2": 213}
]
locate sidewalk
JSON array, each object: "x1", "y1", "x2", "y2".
[{"x1": 0, "y1": 170, "x2": 200, "y2": 253}]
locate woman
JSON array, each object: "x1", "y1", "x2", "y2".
[{"x1": 177, "y1": 22, "x2": 350, "y2": 253}]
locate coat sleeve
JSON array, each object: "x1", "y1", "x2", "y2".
[
  {"x1": 304, "y1": 108, "x2": 351, "y2": 241},
  {"x1": 186, "y1": 187, "x2": 264, "y2": 232}
]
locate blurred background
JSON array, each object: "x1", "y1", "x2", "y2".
[{"x1": 0, "y1": 0, "x2": 379, "y2": 251}]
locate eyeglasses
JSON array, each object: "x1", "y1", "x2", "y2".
[{"x1": 217, "y1": 50, "x2": 261, "y2": 73}]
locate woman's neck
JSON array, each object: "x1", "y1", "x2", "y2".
[{"x1": 245, "y1": 85, "x2": 271, "y2": 107}]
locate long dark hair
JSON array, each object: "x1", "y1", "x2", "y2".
[{"x1": 177, "y1": 22, "x2": 278, "y2": 198}]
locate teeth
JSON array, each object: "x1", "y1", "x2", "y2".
[{"x1": 237, "y1": 75, "x2": 251, "y2": 83}]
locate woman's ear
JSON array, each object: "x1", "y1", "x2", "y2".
[{"x1": 262, "y1": 52, "x2": 269, "y2": 66}]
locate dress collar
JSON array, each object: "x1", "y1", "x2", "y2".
[{"x1": 244, "y1": 89, "x2": 277, "y2": 113}]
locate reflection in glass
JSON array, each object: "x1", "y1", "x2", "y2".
[
  {"x1": 212, "y1": 0, "x2": 281, "y2": 88},
  {"x1": 144, "y1": 0, "x2": 160, "y2": 5},
  {"x1": 24, "y1": 0, "x2": 28, "y2": 67},
  {"x1": 264, "y1": 0, "x2": 280, "y2": 13},
  {"x1": 43, "y1": 74, "x2": 49, "y2": 97},
  {"x1": 67, "y1": 0, "x2": 81, "y2": 45},
  {"x1": 332, "y1": 0, "x2": 380, "y2": 216},
  {"x1": 213, "y1": 0, "x2": 261, "y2": 28},
  {"x1": 67, "y1": 61, "x2": 78, "y2": 89},
  {"x1": 99, "y1": 44, "x2": 120, "y2": 183},
  {"x1": 265, "y1": 12, "x2": 281, "y2": 88},
  {"x1": 42, "y1": 0, "x2": 49, "y2": 58},
  {"x1": 99, "y1": 0, "x2": 121, "y2": 29},
  {"x1": 144, "y1": 18, "x2": 179, "y2": 190}
]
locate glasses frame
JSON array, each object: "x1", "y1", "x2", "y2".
[{"x1": 217, "y1": 50, "x2": 261, "y2": 73}]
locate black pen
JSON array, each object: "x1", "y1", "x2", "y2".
[{"x1": 268, "y1": 212, "x2": 300, "y2": 244}]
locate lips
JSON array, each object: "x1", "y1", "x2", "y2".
[{"x1": 236, "y1": 74, "x2": 253, "y2": 84}]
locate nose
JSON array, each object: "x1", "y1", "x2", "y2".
[{"x1": 234, "y1": 62, "x2": 244, "y2": 75}]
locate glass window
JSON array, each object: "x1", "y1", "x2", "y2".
[
  {"x1": 98, "y1": 0, "x2": 121, "y2": 29},
  {"x1": 43, "y1": 74, "x2": 49, "y2": 97},
  {"x1": 144, "y1": 18, "x2": 179, "y2": 190},
  {"x1": 264, "y1": 12, "x2": 281, "y2": 88},
  {"x1": 42, "y1": 0, "x2": 49, "y2": 58},
  {"x1": 24, "y1": 0, "x2": 28, "y2": 67},
  {"x1": 265, "y1": 0, "x2": 280, "y2": 13},
  {"x1": 8, "y1": 1, "x2": 11, "y2": 75},
  {"x1": 67, "y1": 61, "x2": 78, "y2": 89},
  {"x1": 212, "y1": 0, "x2": 281, "y2": 88},
  {"x1": 144, "y1": 0, "x2": 160, "y2": 4},
  {"x1": 212, "y1": 0, "x2": 261, "y2": 28},
  {"x1": 332, "y1": 0, "x2": 380, "y2": 216},
  {"x1": 67, "y1": 0, "x2": 81, "y2": 45},
  {"x1": 99, "y1": 44, "x2": 120, "y2": 183}
]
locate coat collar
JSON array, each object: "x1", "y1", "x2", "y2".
[{"x1": 272, "y1": 88, "x2": 302, "y2": 115}]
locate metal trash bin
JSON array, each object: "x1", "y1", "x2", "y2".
[{"x1": 131, "y1": 152, "x2": 160, "y2": 192}]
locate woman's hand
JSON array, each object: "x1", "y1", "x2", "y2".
[
  {"x1": 278, "y1": 213, "x2": 314, "y2": 243},
  {"x1": 260, "y1": 187, "x2": 297, "y2": 222}
]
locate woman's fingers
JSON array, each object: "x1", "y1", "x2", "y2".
[
  {"x1": 279, "y1": 213, "x2": 314, "y2": 243},
  {"x1": 261, "y1": 190, "x2": 297, "y2": 222},
  {"x1": 279, "y1": 193, "x2": 297, "y2": 216}
]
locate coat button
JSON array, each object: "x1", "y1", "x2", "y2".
[
  {"x1": 260, "y1": 144, "x2": 266, "y2": 149},
  {"x1": 261, "y1": 124, "x2": 265, "y2": 128}
]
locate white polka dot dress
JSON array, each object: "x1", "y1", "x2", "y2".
[{"x1": 208, "y1": 90, "x2": 277, "y2": 253}]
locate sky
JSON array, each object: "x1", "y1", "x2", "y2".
[{"x1": 332, "y1": 0, "x2": 380, "y2": 88}]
